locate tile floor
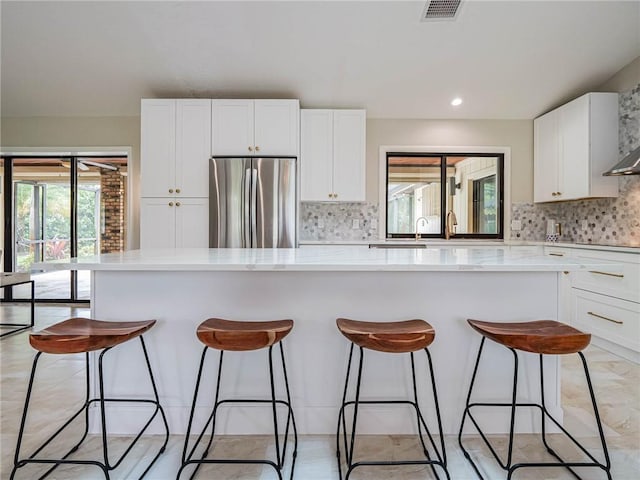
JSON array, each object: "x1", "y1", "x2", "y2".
[{"x1": 1, "y1": 304, "x2": 639, "y2": 479}]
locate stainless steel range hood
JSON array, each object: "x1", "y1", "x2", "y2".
[{"x1": 603, "y1": 146, "x2": 640, "y2": 176}]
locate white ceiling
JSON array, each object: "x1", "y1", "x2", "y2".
[{"x1": 1, "y1": 0, "x2": 639, "y2": 120}]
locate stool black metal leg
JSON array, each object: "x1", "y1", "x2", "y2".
[
  {"x1": 345, "y1": 346, "x2": 365, "y2": 480},
  {"x1": 178, "y1": 346, "x2": 217, "y2": 479},
  {"x1": 460, "y1": 339, "x2": 613, "y2": 480},
  {"x1": 11, "y1": 351, "x2": 108, "y2": 480},
  {"x1": 179, "y1": 344, "x2": 296, "y2": 480},
  {"x1": 279, "y1": 341, "x2": 298, "y2": 479},
  {"x1": 458, "y1": 336, "x2": 487, "y2": 478},
  {"x1": 579, "y1": 352, "x2": 612, "y2": 480},
  {"x1": 337, "y1": 344, "x2": 449, "y2": 479},
  {"x1": 11, "y1": 351, "x2": 42, "y2": 478},
  {"x1": 336, "y1": 342, "x2": 355, "y2": 479},
  {"x1": 424, "y1": 348, "x2": 450, "y2": 478},
  {"x1": 137, "y1": 335, "x2": 170, "y2": 476},
  {"x1": 410, "y1": 351, "x2": 442, "y2": 480},
  {"x1": 98, "y1": 347, "x2": 113, "y2": 473},
  {"x1": 267, "y1": 345, "x2": 284, "y2": 480}
]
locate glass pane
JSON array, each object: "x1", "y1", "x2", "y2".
[
  {"x1": 12, "y1": 158, "x2": 71, "y2": 299},
  {"x1": 448, "y1": 156, "x2": 499, "y2": 235},
  {"x1": 387, "y1": 156, "x2": 442, "y2": 236}
]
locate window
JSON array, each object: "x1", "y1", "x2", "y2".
[{"x1": 385, "y1": 152, "x2": 504, "y2": 239}]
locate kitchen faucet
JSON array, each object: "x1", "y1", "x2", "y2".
[
  {"x1": 445, "y1": 210, "x2": 457, "y2": 240},
  {"x1": 415, "y1": 216, "x2": 428, "y2": 241}
]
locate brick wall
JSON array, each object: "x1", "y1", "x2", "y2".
[{"x1": 100, "y1": 170, "x2": 125, "y2": 253}]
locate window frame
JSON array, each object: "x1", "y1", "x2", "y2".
[{"x1": 379, "y1": 146, "x2": 509, "y2": 240}]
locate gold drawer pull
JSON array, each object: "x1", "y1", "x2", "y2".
[
  {"x1": 588, "y1": 270, "x2": 624, "y2": 278},
  {"x1": 587, "y1": 311, "x2": 623, "y2": 325},
  {"x1": 549, "y1": 253, "x2": 564, "y2": 257}
]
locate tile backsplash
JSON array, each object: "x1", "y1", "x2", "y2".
[
  {"x1": 300, "y1": 202, "x2": 378, "y2": 241},
  {"x1": 511, "y1": 176, "x2": 640, "y2": 246}
]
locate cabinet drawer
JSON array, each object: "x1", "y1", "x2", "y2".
[
  {"x1": 572, "y1": 289, "x2": 640, "y2": 352},
  {"x1": 571, "y1": 254, "x2": 640, "y2": 303}
]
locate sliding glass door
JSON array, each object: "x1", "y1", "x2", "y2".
[{"x1": 2, "y1": 155, "x2": 127, "y2": 303}]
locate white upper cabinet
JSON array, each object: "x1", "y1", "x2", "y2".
[
  {"x1": 141, "y1": 99, "x2": 211, "y2": 198},
  {"x1": 212, "y1": 99, "x2": 299, "y2": 156},
  {"x1": 301, "y1": 110, "x2": 334, "y2": 201},
  {"x1": 534, "y1": 92, "x2": 618, "y2": 203},
  {"x1": 332, "y1": 110, "x2": 367, "y2": 202},
  {"x1": 301, "y1": 109, "x2": 366, "y2": 202}
]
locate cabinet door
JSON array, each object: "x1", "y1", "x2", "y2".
[
  {"x1": 254, "y1": 100, "x2": 299, "y2": 156},
  {"x1": 332, "y1": 110, "x2": 366, "y2": 202},
  {"x1": 141, "y1": 100, "x2": 176, "y2": 197},
  {"x1": 175, "y1": 198, "x2": 209, "y2": 248},
  {"x1": 176, "y1": 99, "x2": 211, "y2": 197},
  {"x1": 301, "y1": 110, "x2": 334, "y2": 201},
  {"x1": 140, "y1": 198, "x2": 176, "y2": 248},
  {"x1": 211, "y1": 100, "x2": 254, "y2": 155},
  {"x1": 533, "y1": 109, "x2": 559, "y2": 203},
  {"x1": 559, "y1": 95, "x2": 590, "y2": 201}
]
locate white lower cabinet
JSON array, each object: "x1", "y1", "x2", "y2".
[
  {"x1": 547, "y1": 246, "x2": 640, "y2": 362},
  {"x1": 572, "y1": 289, "x2": 640, "y2": 354},
  {"x1": 140, "y1": 198, "x2": 208, "y2": 248}
]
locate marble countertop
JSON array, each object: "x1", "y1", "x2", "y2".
[
  {"x1": 299, "y1": 239, "x2": 640, "y2": 254},
  {"x1": 33, "y1": 246, "x2": 614, "y2": 272}
]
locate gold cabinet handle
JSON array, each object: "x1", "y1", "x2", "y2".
[
  {"x1": 176, "y1": 188, "x2": 181, "y2": 194},
  {"x1": 248, "y1": 146, "x2": 253, "y2": 152},
  {"x1": 588, "y1": 311, "x2": 623, "y2": 325},
  {"x1": 169, "y1": 188, "x2": 174, "y2": 194},
  {"x1": 328, "y1": 193, "x2": 332, "y2": 199},
  {"x1": 168, "y1": 202, "x2": 174, "y2": 207},
  {"x1": 255, "y1": 146, "x2": 260, "y2": 152},
  {"x1": 588, "y1": 270, "x2": 624, "y2": 278},
  {"x1": 549, "y1": 252, "x2": 564, "y2": 257},
  {"x1": 552, "y1": 192, "x2": 557, "y2": 196},
  {"x1": 176, "y1": 202, "x2": 181, "y2": 207}
]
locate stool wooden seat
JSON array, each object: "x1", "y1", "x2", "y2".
[
  {"x1": 336, "y1": 318, "x2": 435, "y2": 353},
  {"x1": 29, "y1": 318, "x2": 156, "y2": 354},
  {"x1": 467, "y1": 319, "x2": 591, "y2": 355},
  {"x1": 197, "y1": 318, "x2": 293, "y2": 351}
]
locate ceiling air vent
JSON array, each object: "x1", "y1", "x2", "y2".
[{"x1": 421, "y1": 0, "x2": 462, "y2": 21}]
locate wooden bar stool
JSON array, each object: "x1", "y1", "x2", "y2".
[
  {"x1": 336, "y1": 318, "x2": 450, "y2": 480},
  {"x1": 11, "y1": 318, "x2": 169, "y2": 479},
  {"x1": 178, "y1": 318, "x2": 298, "y2": 480},
  {"x1": 458, "y1": 319, "x2": 611, "y2": 480}
]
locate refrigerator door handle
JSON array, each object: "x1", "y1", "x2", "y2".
[
  {"x1": 243, "y1": 167, "x2": 252, "y2": 247},
  {"x1": 250, "y1": 166, "x2": 258, "y2": 247}
]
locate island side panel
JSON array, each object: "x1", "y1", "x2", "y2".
[{"x1": 92, "y1": 270, "x2": 560, "y2": 435}]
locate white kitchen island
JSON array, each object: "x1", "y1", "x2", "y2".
[{"x1": 36, "y1": 246, "x2": 611, "y2": 436}]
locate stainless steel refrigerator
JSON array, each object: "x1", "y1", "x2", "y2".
[{"x1": 209, "y1": 157, "x2": 297, "y2": 247}]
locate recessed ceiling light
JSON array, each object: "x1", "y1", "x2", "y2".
[{"x1": 451, "y1": 97, "x2": 463, "y2": 106}]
